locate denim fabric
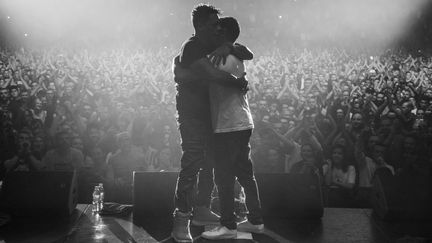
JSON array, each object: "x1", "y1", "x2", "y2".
[
  {"x1": 174, "y1": 118, "x2": 214, "y2": 213},
  {"x1": 213, "y1": 129, "x2": 263, "y2": 229}
]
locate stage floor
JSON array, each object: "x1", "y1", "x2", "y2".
[{"x1": 0, "y1": 204, "x2": 431, "y2": 243}]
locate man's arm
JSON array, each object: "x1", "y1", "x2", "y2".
[
  {"x1": 190, "y1": 57, "x2": 248, "y2": 89},
  {"x1": 208, "y1": 42, "x2": 253, "y2": 66},
  {"x1": 174, "y1": 57, "x2": 248, "y2": 89},
  {"x1": 173, "y1": 56, "x2": 201, "y2": 85},
  {"x1": 232, "y1": 43, "x2": 253, "y2": 61}
]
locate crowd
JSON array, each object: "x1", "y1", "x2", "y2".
[
  {"x1": 0, "y1": 46, "x2": 182, "y2": 202},
  {"x1": 0, "y1": 44, "x2": 431, "y2": 205},
  {"x1": 246, "y1": 47, "x2": 432, "y2": 206}
]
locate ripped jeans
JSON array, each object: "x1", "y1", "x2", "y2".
[{"x1": 174, "y1": 118, "x2": 215, "y2": 214}]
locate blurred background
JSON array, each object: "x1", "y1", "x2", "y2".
[{"x1": 1, "y1": 0, "x2": 431, "y2": 52}]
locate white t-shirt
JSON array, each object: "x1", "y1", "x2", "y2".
[
  {"x1": 330, "y1": 165, "x2": 356, "y2": 185},
  {"x1": 209, "y1": 54, "x2": 254, "y2": 133}
]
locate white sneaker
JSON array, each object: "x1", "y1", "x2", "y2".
[
  {"x1": 237, "y1": 220, "x2": 265, "y2": 234},
  {"x1": 201, "y1": 226, "x2": 237, "y2": 240}
]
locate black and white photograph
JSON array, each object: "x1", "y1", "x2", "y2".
[{"x1": 0, "y1": 0, "x2": 431, "y2": 242}]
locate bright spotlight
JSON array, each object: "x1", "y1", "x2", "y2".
[
  {"x1": 24, "y1": 33, "x2": 28, "y2": 37},
  {"x1": 278, "y1": 15, "x2": 283, "y2": 19},
  {"x1": 7, "y1": 16, "x2": 11, "y2": 20}
]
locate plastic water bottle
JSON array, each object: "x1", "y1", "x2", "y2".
[
  {"x1": 98, "y1": 183, "x2": 104, "y2": 211},
  {"x1": 92, "y1": 185, "x2": 101, "y2": 213}
]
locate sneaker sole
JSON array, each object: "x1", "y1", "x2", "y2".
[
  {"x1": 201, "y1": 234, "x2": 237, "y2": 240},
  {"x1": 191, "y1": 220, "x2": 220, "y2": 226},
  {"x1": 171, "y1": 233, "x2": 193, "y2": 243},
  {"x1": 237, "y1": 228, "x2": 265, "y2": 234}
]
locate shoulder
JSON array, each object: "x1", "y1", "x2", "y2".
[
  {"x1": 179, "y1": 37, "x2": 209, "y2": 67},
  {"x1": 181, "y1": 36, "x2": 200, "y2": 47},
  {"x1": 180, "y1": 37, "x2": 205, "y2": 53}
]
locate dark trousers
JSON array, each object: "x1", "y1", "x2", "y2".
[
  {"x1": 174, "y1": 118, "x2": 215, "y2": 214},
  {"x1": 214, "y1": 129, "x2": 263, "y2": 229}
]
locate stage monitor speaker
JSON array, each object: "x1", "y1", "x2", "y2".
[
  {"x1": 133, "y1": 171, "x2": 178, "y2": 219},
  {"x1": 372, "y1": 168, "x2": 432, "y2": 221},
  {"x1": 255, "y1": 173, "x2": 324, "y2": 219},
  {"x1": 0, "y1": 171, "x2": 78, "y2": 217}
]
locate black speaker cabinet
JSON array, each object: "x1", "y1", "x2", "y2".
[
  {"x1": 133, "y1": 171, "x2": 178, "y2": 219},
  {"x1": 372, "y1": 168, "x2": 432, "y2": 221},
  {"x1": 0, "y1": 171, "x2": 78, "y2": 217},
  {"x1": 255, "y1": 173, "x2": 324, "y2": 219}
]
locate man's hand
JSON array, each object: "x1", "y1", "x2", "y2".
[
  {"x1": 208, "y1": 44, "x2": 232, "y2": 67},
  {"x1": 236, "y1": 74, "x2": 249, "y2": 92}
]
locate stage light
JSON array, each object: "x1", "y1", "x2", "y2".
[
  {"x1": 24, "y1": 33, "x2": 28, "y2": 37},
  {"x1": 278, "y1": 15, "x2": 283, "y2": 19},
  {"x1": 7, "y1": 16, "x2": 10, "y2": 20}
]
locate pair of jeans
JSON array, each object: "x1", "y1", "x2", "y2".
[
  {"x1": 213, "y1": 129, "x2": 263, "y2": 229},
  {"x1": 174, "y1": 118, "x2": 214, "y2": 214}
]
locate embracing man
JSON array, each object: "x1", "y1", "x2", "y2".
[
  {"x1": 173, "y1": 13, "x2": 265, "y2": 241},
  {"x1": 171, "y1": 4, "x2": 249, "y2": 243}
]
